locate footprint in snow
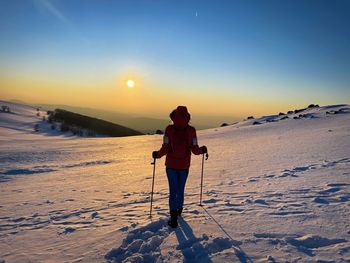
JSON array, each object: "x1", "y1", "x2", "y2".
[
  {"x1": 318, "y1": 187, "x2": 341, "y2": 195},
  {"x1": 59, "y1": 227, "x2": 76, "y2": 234},
  {"x1": 105, "y1": 218, "x2": 243, "y2": 263},
  {"x1": 285, "y1": 234, "x2": 347, "y2": 256},
  {"x1": 253, "y1": 199, "x2": 269, "y2": 205},
  {"x1": 312, "y1": 197, "x2": 329, "y2": 204},
  {"x1": 202, "y1": 198, "x2": 217, "y2": 204},
  {"x1": 105, "y1": 218, "x2": 169, "y2": 262},
  {"x1": 254, "y1": 233, "x2": 347, "y2": 256}
]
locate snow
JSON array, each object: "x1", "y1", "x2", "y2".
[{"x1": 0, "y1": 101, "x2": 349, "y2": 262}]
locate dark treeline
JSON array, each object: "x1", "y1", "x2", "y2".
[{"x1": 51, "y1": 109, "x2": 143, "y2": 137}]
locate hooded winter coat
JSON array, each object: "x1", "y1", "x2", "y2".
[{"x1": 157, "y1": 106, "x2": 203, "y2": 169}]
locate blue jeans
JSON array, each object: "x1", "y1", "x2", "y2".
[{"x1": 166, "y1": 168, "x2": 189, "y2": 211}]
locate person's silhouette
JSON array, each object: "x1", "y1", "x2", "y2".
[{"x1": 152, "y1": 106, "x2": 207, "y2": 228}]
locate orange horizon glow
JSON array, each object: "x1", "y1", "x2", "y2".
[
  {"x1": 0, "y1": 1, "x2": 348, "y2": 121},
  {"x1": 0, "y1": 71, "x2": 330, "y2": 119}
]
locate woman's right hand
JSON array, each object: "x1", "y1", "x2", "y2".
[{"x1": 200, "y1": 146, "x2": 208, "y2": 154}]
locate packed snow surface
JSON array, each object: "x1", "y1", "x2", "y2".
[{"x1": 0, "y1": 101, "x2": 350, "y2": 262}]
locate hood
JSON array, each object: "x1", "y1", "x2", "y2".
[{"x1": 172, "y1": 106, "x2": 190, "y2": 129}]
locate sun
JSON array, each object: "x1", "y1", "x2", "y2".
[{"x1": 127, "y1": 79, "x2": 135, "y2": 88}]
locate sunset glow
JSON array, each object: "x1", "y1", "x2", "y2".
[
  {"x1": 0, "y1": 1, "x2": 349, "y2": 119},
  {"x1": 0, "y1": 2, "x2": 349, "y2": 262}
]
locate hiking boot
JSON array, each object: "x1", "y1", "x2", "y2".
[{"x1": 167, "y1": 210, "x2": 178, "y2": 228}]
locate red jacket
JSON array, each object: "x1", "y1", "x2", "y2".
[{"x1": 157, "y1": 106, "x2": 203, "y2": 169}]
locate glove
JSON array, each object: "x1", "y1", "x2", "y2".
[
  {"x1": 152, "y1": 151, "x2": 158, "y2": 159},
  {"x1": 200, "y1": 146, "x2": 208, "y2": 154}
]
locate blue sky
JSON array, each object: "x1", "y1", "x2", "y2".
[{"x1": 0, "y1": 0, "x2": 349, "y2": 116}]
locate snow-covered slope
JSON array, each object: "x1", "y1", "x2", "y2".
[
  {"x1": 0, "y1": 102, "x2": 349, "y2": 262},
  {"x1": 0, "y1": 101, "x2": 43, "y2": 134},
  {"x1": 0, "y1": 100, "x2": 66, "y2": 138},
  {"x1": 228, "y1": 104, "x2": 350, "y2": 128}
]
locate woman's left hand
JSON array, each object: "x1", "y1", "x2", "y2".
[{"x1": 152, "y1": 151, "x2": 158, "y2": 159}]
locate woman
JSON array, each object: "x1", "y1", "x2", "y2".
[{"x1": 152, "y1": 106, "x2": 207, "y2": 228}]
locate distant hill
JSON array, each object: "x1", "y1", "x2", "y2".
[
  {"x1": 37, "y1": 103, "x2": 239, "y2": 133},
  {"x1": 51, "y1": 109, "x2": 143, "y2": 137},
  {"x1": 220, "y1": 103, "x2": 350, "y2": 128},
  {"x1": 38, "y1": 103, "x2": 168, "y2": 133}
]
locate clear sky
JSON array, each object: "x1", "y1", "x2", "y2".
[{"x1": 0, "y1": 0, "x2": 349, "y2": 117}]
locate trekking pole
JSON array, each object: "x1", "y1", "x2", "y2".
[
  {"x1": 149, "y1": 158, "x2": 156, "y2": 217},
  {"x1": 199, "y1": 152, "x2": 209, "y2": 206}
]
